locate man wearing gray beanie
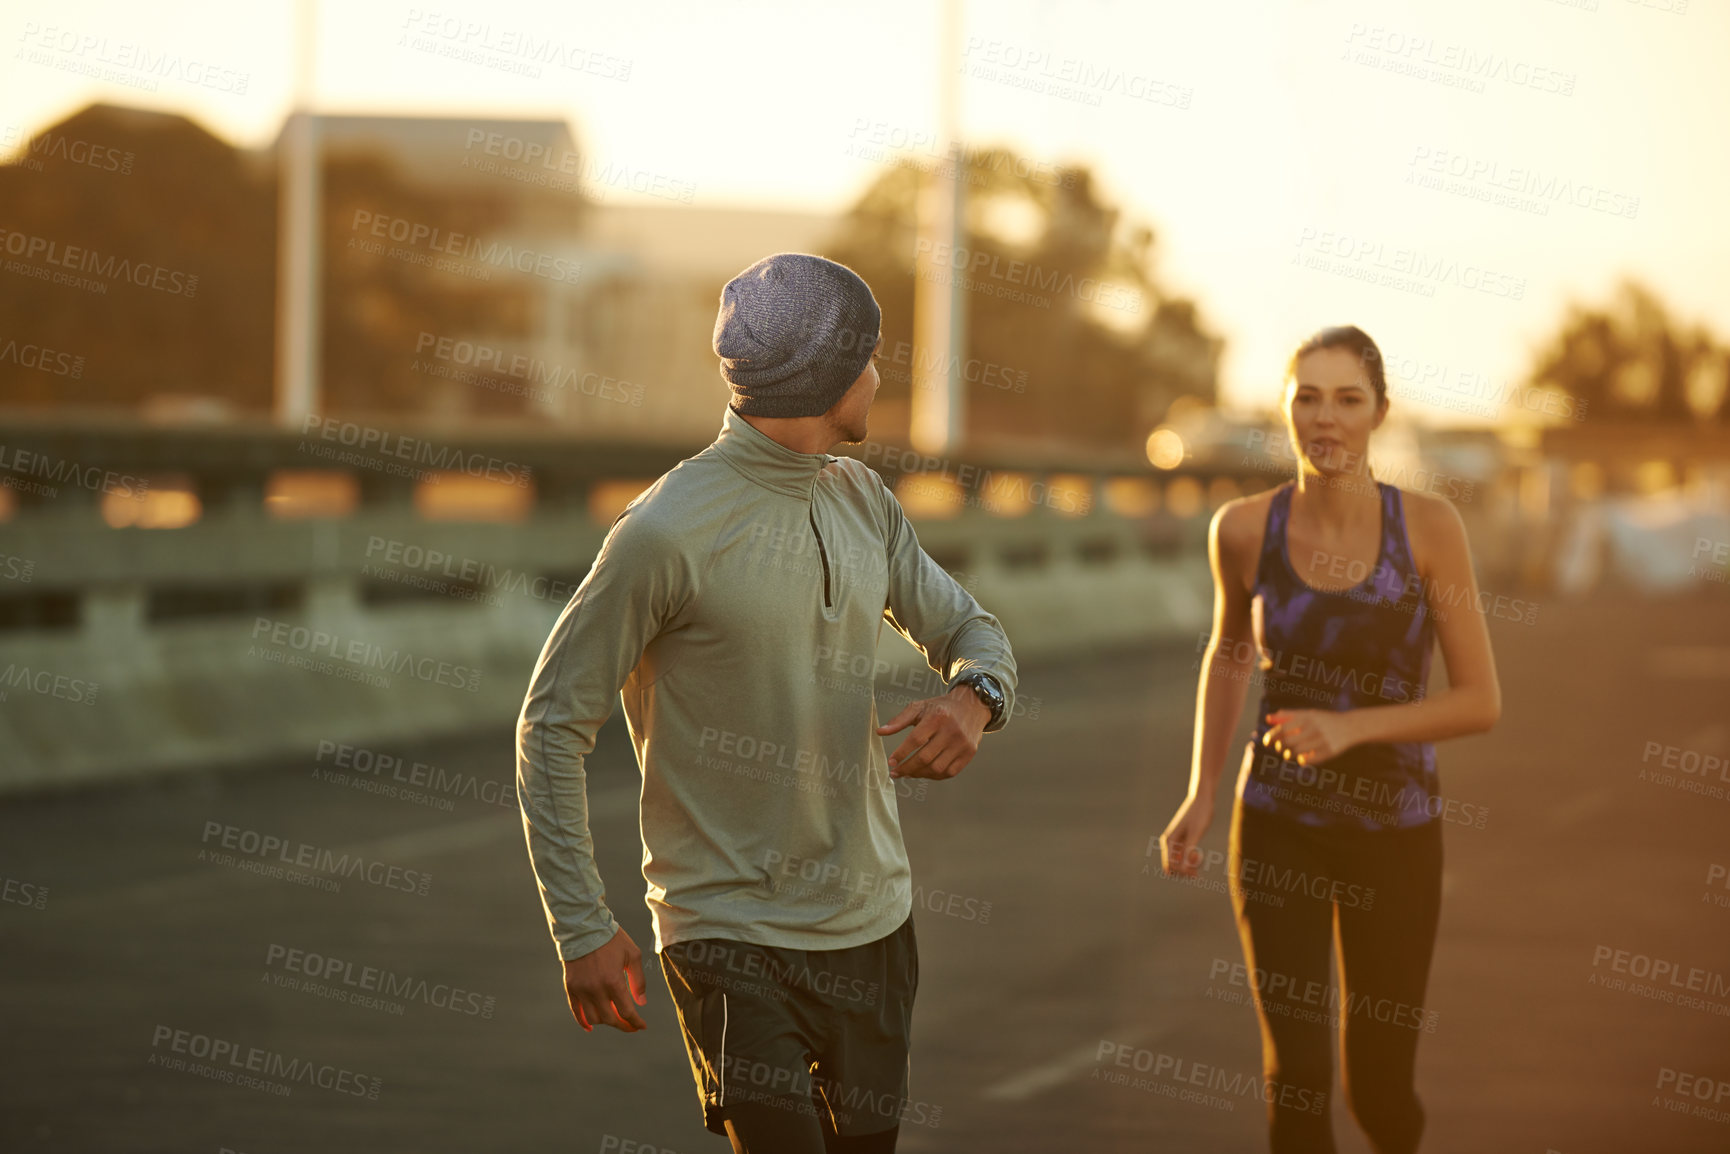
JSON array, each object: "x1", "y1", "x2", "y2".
[
  {"x1": 517, "y1": 252, "x2": 1018, "y2": 1152},
  {"x1": 714, "y1": 252, "x2": 884, "y2": 420}
]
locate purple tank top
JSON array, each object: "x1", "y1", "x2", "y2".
[{"x1": 1238, "y1": 481, "x2": 1439, "y2": 830}]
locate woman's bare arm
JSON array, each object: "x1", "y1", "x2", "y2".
[
  {"x1": 1162, "y1": 497, "x2": 1264, "y2": 873},
  {"x1": 1187, "y1": 501, "x2": 1261, "y2": 798}
]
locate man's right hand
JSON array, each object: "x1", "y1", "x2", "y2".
[{"x1": 563, "y1": 927, "x2": 649, "y2": 1033}]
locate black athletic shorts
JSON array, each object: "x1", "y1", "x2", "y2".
[{"x1": 658, "y1": 913, "x2": 919, "y2": 1137}]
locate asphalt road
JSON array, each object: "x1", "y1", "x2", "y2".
[{"x1": 3, "y1": 592, "x2": 1729, "y2": 1153}]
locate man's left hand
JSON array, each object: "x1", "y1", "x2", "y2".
[{"x1": 876, "y1": 686, "x2": 991, "y2": 780}]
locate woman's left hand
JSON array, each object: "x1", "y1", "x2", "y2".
[{"x1": 1261, "y1": 709, "x2": 1361, "y2": 766}]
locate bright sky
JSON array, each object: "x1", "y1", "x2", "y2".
[{"x1": 4, "y1": 0, "x2": 1725, "y2": 424}]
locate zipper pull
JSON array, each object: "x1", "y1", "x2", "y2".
[{"x1": 808, "y1": 505, "x2": 832, "y2": 608}]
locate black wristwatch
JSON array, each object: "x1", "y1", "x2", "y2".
[{"x1": 951, "y1": 671, "x2": 1007, "y2": 732}]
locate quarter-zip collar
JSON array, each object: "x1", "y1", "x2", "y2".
[{"x1": 710, "y1": 404, "x2": 834, "y2": 501}]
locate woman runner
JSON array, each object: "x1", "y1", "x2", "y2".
[{"x1": 1160, "y1": 325, "x2": 1502, "y2": 1152}]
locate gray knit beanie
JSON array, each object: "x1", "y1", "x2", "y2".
[{"x1": 712, "y1": 253, "x2": 882, "y2": 418}]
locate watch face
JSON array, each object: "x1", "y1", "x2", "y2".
[{"x1": 965, "y1": 675, "x2": 1003, "y2": 717}]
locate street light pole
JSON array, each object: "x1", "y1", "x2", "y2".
[
  {"x1": 910, "y1": 0, "x2": 966, "y2": 455},
  {"x1": 275, "y1": 0, "x2": 321, "y2": 427}
]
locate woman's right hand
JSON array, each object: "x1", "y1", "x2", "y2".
[{"x1": 1159, "y1": 793, "x2": 1215, "y2": 877}]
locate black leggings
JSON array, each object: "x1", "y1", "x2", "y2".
[
  {"x1": 1230, "y1": 803, "x2": 1443, "y2": 1154},
  {"x1": 721, "y1": 1100, "x2": 897, "y2": 1154}
]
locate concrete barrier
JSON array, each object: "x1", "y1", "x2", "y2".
[{"x1": 0, "y1": 419, "x2": 1231, "y2": 795}]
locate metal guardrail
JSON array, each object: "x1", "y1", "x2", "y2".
[
  {"x1": 0, "y1": 417, "x2": 1266, "y2": 793},
  {"x1": 0, "y1": 416, "x2": 1268, "y2": 607}
]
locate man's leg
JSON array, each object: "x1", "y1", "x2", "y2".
[
  {"x1": 721, "y1": 1099, "x2": 829, "y2": 1154},
  {"x1": 1231, "y1": 803, "x2": 1340, "y2": 1153},
  {"x1": 809, "y1": 913, "x2": 918, "y2": 1150},
  {"x1": 820, "y1": 1119, "x2": 898, "y2": 1153},
  {"x1": 717, "y1": 1084, "x2": 899, "y2": 1152},
  {"x1": 660, "y1": 939, "x2": 829, "y2": 1153}
]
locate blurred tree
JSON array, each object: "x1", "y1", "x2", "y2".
[
  {"x1": 1529, "y1": 279, "x2": 1729, "y2": 424},
  {"x1": 319, "y1": 151, "x2": 532, "y2": 416},
  {"x1": 0, "y1": 102, "x2": 572, "y2": 419},
  {"x1": 0, "y1": 104, "x2": 275, "y2": 412},
  {"x1": 824, "y1": 147, "x2": 1221, "y2": 453}
]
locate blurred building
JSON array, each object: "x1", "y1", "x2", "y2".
[
  {"x1": 574, "y1": 204, "x2": 837, "y2": 442},
  {"x1": 274, "y1": 114, "x2": 837, "y2": 442},
  {"x1": 1534, "y1": 422, "x2": 1730, "y2": 595},
  {"x1": 294, "y1": 114, "x2": 581, "y2": 217}
]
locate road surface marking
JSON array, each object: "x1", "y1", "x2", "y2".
[
  {"x1": 42, "y1": 785, "x2": 638, "y2": 914},
  {"x1": 1549, "y1": 786, "x2": 1614, "y2": 829},
  {"x1": 982, "y1": 1025, "x2": 1156, "y2": 1101},
  {"x1": 1646, "y1": 646, "x2": 1730, "y2": 679}
]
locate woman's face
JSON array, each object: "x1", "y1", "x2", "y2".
[{"x1": 1282, "y1": 346, "x2": 1386, "y2": 478}]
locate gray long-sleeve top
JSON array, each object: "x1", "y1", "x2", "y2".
[{"x1": 515, "y1": 405, "x2": 1018, "y2": 960}]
